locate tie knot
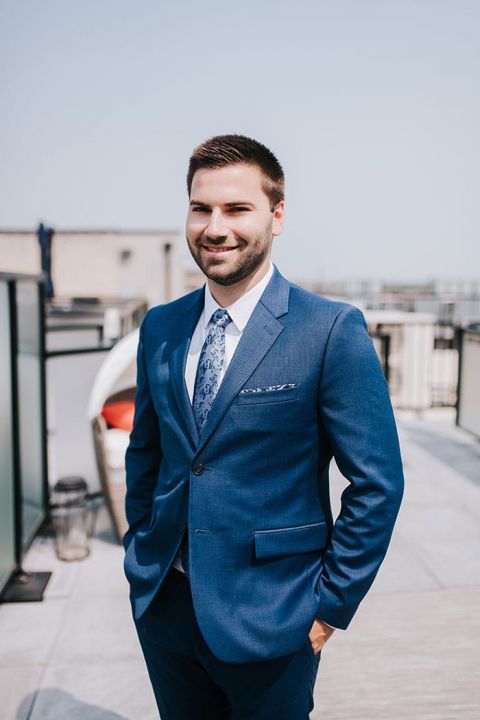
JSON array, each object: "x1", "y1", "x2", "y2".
[{"x1": 210, "y1": 308, "x2": 231, "y2": 329}]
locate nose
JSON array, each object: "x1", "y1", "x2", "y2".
[{"x1": 205, "y1": 208, "x2": 228, "y2": 241}]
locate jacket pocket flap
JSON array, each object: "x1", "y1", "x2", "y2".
[{"x1": 254, "y1": 521, "x2": 328, "y2": 558}]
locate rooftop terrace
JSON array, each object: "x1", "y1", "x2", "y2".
[{"x1": 1, "y1": 408, "x2": 479, "y2": 719}]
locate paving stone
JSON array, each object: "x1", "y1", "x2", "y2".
[
  {"x1": 50, "y1": 595, "x2": 140, "y2": 665},
  {"x1": 0, "y1": 665, "x2": 44, "y2": 720},
  {"x1": 0, "y1": 599, "x2": 67, "y2": 667},
  {"x1": 312, "y1": 588, "x2": 480, "y2": 720},
  {"x1": 29, "y1": 660, "x2": 157, "y2": 720}
]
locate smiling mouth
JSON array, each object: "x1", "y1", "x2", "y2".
[{"x1": 202, "y1": 245, "x2": 238, "y2": 254}]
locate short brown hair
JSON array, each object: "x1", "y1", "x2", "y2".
[{"x1": 187, "y1": 134, "x2": 284, "y2": 211}]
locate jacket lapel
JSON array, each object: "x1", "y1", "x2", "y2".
[
  {"x1": 194, "y1": 265, "x2": 290, "y2": 456},
  {"x1": 168, "y1": 287, "x2": 204, "y2": 449}
]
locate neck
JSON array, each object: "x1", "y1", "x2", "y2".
[{"x1": 208, "y1": 258, "x2": 271, "y2": 308}]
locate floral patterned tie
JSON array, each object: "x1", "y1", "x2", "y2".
[
  {"x1": 181, "y1": 307, "x2": 232, "y2": 576},
  {"x1": 192, "y1": 307, "x2": 232, "y2": 433}
]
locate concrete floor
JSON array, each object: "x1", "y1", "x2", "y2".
[{"x1": 1, "y1": 408, "x2": 479, "y2": 719}]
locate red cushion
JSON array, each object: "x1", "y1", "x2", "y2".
[{"x1": 101, "y1": 401, "x2": 135, "y2": 431}]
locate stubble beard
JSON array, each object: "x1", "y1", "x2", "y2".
[{"x1": 186, "y1": 228, "x2": 273, "y2": 287}]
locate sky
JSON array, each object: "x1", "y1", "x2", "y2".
[{"x1": 1, "y1": 0, "x2": 479, "y2": 283}]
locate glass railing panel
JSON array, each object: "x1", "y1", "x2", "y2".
[
  {"x1": 0, "y1": 280, "x2": 16, "y2": 591},
  {"x1": 16, "y1": 280, "x2": 46, "y2": 547}
]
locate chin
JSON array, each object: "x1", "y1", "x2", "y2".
[{"x1": 205, "y1": 271, "x2": 239, "y2": 286}]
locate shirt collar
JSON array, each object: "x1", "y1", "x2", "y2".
[{"x1": 203, "y1": 261, "x2": 274, "y2": 332}]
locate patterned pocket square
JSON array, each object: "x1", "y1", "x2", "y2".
[{"x1": 239, "y1": 383, "x2": 297, "y2": 394}]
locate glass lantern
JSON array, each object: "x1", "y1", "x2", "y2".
[{"x1": 50, "y1": 476, "x2": 97, "y2": 561}]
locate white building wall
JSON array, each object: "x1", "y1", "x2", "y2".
[
  {"x1": 0, "y1": 230, "x2": 186, "y2": 305},
  {"x1": 0, "y1": 233, "x2": 38, "y2": 274}
]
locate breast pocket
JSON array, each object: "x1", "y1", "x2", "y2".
[{"x1": 234, "y1": 383, "x2": 309, "y2": 430}]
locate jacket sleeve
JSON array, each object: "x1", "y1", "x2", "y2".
[
  {"x1": 316, "y1": 304, "x2": 404, "y2": 629},
  {"x1": 123, "y1": 309, "x2": 163, "y2": 551}
]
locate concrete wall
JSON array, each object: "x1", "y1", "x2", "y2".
[{"x1": 0, "y1": 230, "x2": 186, "y2": 306}]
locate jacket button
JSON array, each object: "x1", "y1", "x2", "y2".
[{"x1": 193, "y1": 462, "x2": 204, "y2": 475}]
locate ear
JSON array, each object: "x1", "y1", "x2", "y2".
[{"x1": 272, "y1": 200, "x2": 285, "y2": 237}]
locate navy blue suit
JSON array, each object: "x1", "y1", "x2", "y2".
[{"x1": 123, "y1": 264, "x2": 403, "y2": 713}]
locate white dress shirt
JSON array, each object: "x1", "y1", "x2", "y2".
[{"x1": 172, "y1": 261, "x2": 274, "y2": 572}]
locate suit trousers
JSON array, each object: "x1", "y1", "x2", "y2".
[{"x1": 133, "y1": 566, "x2": 322, "y2": 720}]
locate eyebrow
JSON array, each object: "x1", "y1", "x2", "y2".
[{"x1": 189, "y1": 200, "x2": 256, "y2": 208}]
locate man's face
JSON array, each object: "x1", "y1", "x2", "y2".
[{"x1": 186, "y1": 163, "x2": 284, "y2": 286}]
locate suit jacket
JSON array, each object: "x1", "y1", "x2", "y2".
[{"x1": 123, "y1": 264, "x2": 404, "y2": 663}]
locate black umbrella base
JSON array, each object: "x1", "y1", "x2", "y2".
[{"x1": 0, "y1": 569, "x2": 52, "y2": 603}]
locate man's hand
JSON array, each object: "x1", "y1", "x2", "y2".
[{"x1": 308, "y1": 617, "x2": 335, "y2": 655}]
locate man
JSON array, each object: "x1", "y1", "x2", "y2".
[{"x1": 123, "y1": 134, "x2": 404, "y2": 719}]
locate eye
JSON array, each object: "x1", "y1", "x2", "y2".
[
  {"x1": 229, "y1": 207, "x2": 250, "y2": 213},
  {"x1": 192, "y1": 206, "x2": 209, "y2": 213}
]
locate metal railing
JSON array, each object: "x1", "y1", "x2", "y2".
[{"x1": 370, "y1": 321, "x2": 461, "y2": 410}]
